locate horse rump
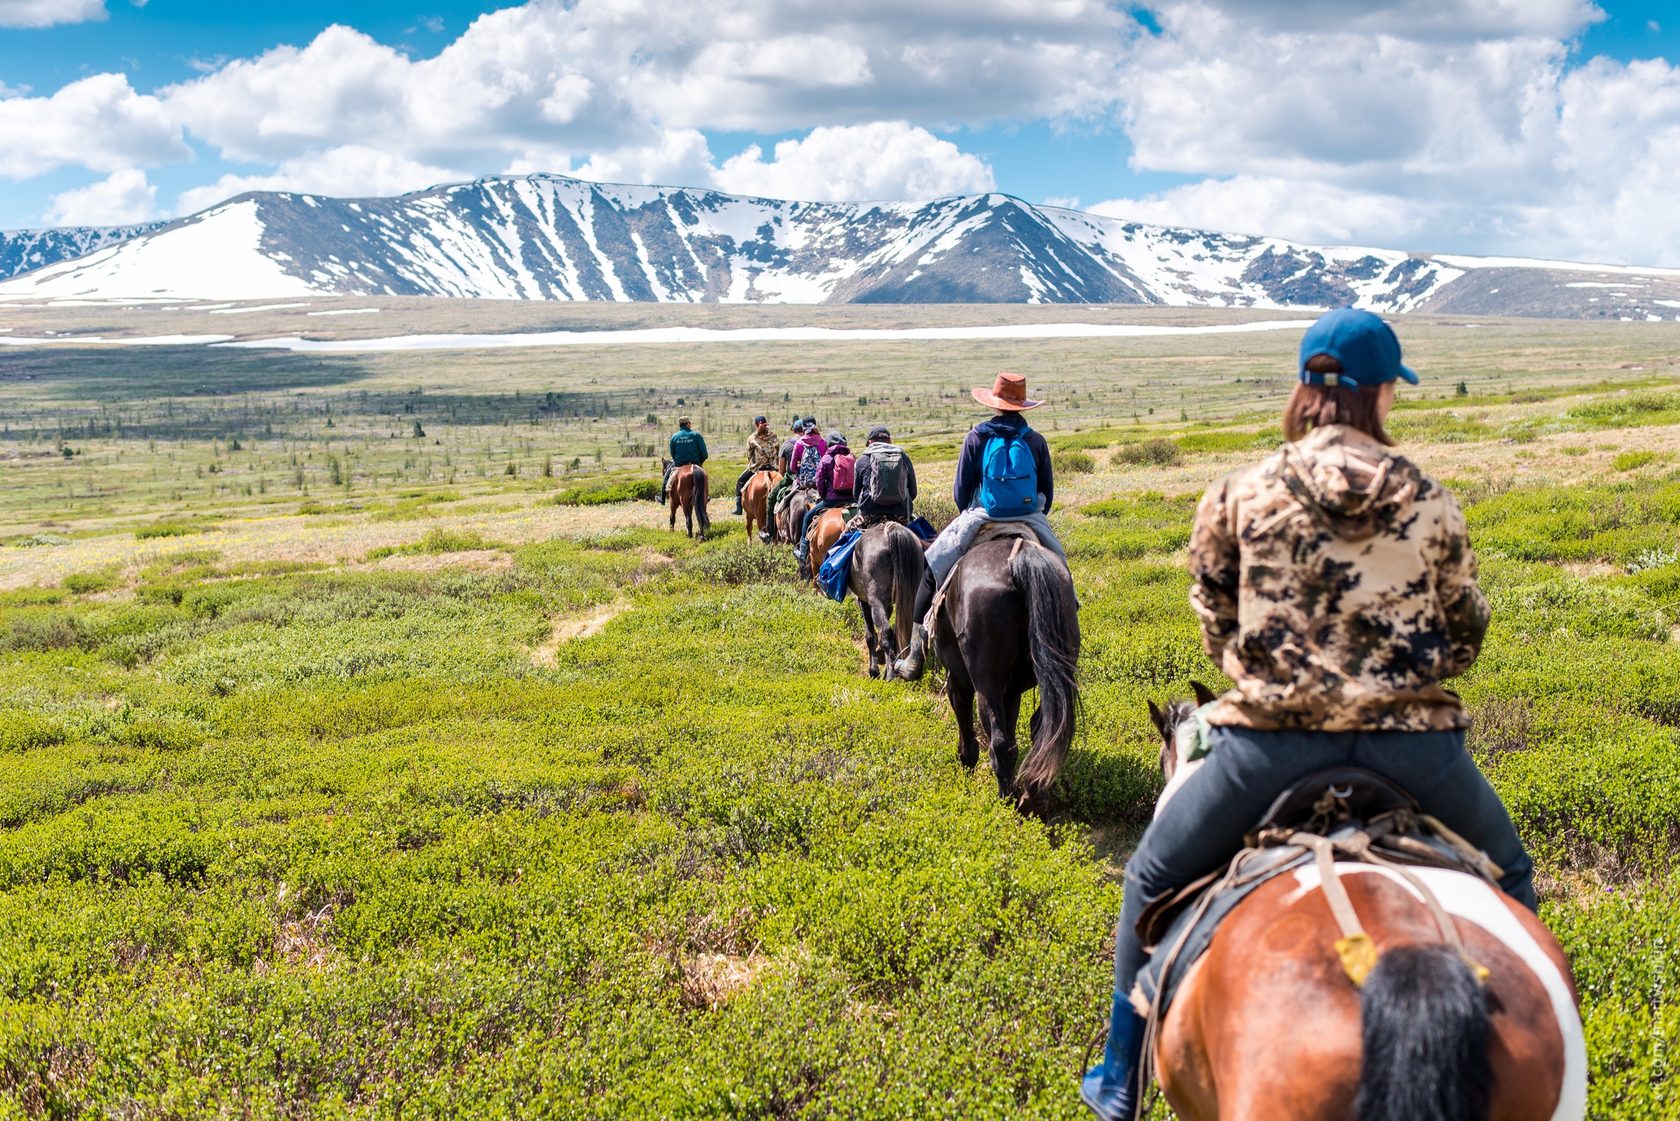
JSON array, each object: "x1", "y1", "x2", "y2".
[
  {"x1": 1357, "y1": 944, "x2": 1491, "y2": 1121},
  {"x1": 1009, "y1": 545, "x2": 1079, "y2": 795},
  {"x1": 885, "y1": 522, "x2": 925, "y2": 652}
]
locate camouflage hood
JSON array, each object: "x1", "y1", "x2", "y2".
[{"x1": 1278, "y1": 425, "x2": 1420, "y2": 542}]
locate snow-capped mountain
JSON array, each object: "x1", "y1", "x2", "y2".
[
  {"x1": 1, "y1": 221, "x2": 168, "y2": 282},
  {"x1": 4, "y1": 174, "x2": 1679, "y2": 317}
]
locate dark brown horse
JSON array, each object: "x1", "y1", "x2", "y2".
[
  {"x1": 1140, "y1": 695, "x2": 1586, "y2": 1121},
  {"x1": 776, "y1": 487, "x2": 816, "y2": 549},
  {"x1": 933, "y1": 537, "x2": 1079, "y2": 803},
  {"x1": 847, "y1": 521, "x2": 925, "y2": 679},
  {"x1": 742, "y1": 469, "x2": 781, "y2": 542},
  {"x1": 664, "y1": 461, "x2": 710, "y2": 538}
]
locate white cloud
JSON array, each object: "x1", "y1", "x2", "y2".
[
  {"x1": 0, "y1": 0, "x2": 105, "y2": 28},
  {"x1": 44, "y1": 167, "x2": 156, "y2": 225},
  {"x1": 174, "y1": 146, "x2": 464, "y2": 215},
  {"x1": 0, "y1": 73, "x2": 187, "y2": 179},
  {"x1": 1090, "y1": 0, "x2": 1680, "y2": 264},
  {"x1": 1091, "y1": 176, "x2": 1429, "y2": 246},
  {"x1": 713, "y1": 122, "x2": 994, "y2": 201}
]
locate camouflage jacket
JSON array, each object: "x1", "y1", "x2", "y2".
[
  {"x1": 746, "y1": 429, "x2": 780, "y2": 471},
  {"x1": 1188, "y1": 424, "x2": 1489, "y2": 731}
]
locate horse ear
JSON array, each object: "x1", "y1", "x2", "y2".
[
  {"x1": 1147, "y1": 699, "x2": 1167, "y2": 737},
  {"x1": 1191, "y1": 680, "x2": 1218, "y2": 707}
]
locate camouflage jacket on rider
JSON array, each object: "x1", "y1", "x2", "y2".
[
  {"x1": 1188, "y1": 424, "x2": 1489, "y2": 732},
  {"x1": 746, "y1": 429, "x2": 780, "y2": 471}
]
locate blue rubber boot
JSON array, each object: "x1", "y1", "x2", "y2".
[{"x1": 1080, "y1": 995, "x2": 1145, "y2": 1121}]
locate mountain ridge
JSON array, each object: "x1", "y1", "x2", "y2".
[{"x1": 4, "y1": 174, "x2": 1679, "y2": 318}]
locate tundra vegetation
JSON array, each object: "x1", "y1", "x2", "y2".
[{"x1": 0, "y1": 306, "x2": 1677, "y2": 1118}]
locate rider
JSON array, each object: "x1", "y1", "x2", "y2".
[
  {"x1": 893, "y1": 373, "x2": 1066, "y2": 680},
  {"x1": 788, "y1": 419, "x2": 827, "y2": 491},
  {"x1": 659, "y1": 415, "x2": 708, "y2": 505},
  {"x1": 793, "y1": 431, "x2": 856, "y2": 563},
  {"x1": 761, "y1": 417, "x2": 807, "y2": 540},
  {"x1": 1080, "y1": 308, "x2": 1536, "y2": 1121},
  {"x1": 733, "y1": 414, "x2": 780, "y2": 516},
  {"x1": 853, "y1": 425, "x2": 917, "y2": 526}
]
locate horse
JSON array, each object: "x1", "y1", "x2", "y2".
[
  {"x1": 664, "y1": 460, "x2": 710, "y2": 538},
  {"x1": 847, "y1": 520, "x2": 925, "y2": 679},
  {"x1": 1135, "y1": 693, "x2": 1587, "y2": 1121},
  {"x1": 777, "y1": 487, "x2": 815, "y2": 549},
  {"x1": 803, "y1": 507, "x2": 847, "y2": 582},
  {"x1": 742, "y1": 469, "x2": 781, "y2": 542},
  {"x1": 932, "y1": 536, "x2": 1079, "y2": 804}
]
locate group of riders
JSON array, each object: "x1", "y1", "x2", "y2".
[{"x1": 658, "y1": 309, "x2": 1545, "y2": 1120}]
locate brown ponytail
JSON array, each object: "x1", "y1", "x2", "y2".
[{"x1": 1282, "y1": 355, "x2": 1395, "y2": 445}]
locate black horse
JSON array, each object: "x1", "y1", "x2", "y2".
[
  {"x1": 933, "y1": 536, "x2": 1080, "y2": 803},
  {"x1": 847, "y1": 521, "x2": 925, "y2": 679}
]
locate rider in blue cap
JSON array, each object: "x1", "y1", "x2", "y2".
[{"x1": 1081, "y1": 308, "x2": 1530, "y2": 1121}]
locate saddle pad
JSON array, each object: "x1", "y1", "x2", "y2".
[{"x1": 1132, "y1": 844, "x2": 1312, "y2": 1017}]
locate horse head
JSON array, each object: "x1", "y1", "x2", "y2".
[{"x1": 1147, "y1": 681, "x2": 1217, "y2": 783}]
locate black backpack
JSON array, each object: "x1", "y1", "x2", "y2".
[{"x1": 862, "y1": 444, "x2": 909, "y2": 505}]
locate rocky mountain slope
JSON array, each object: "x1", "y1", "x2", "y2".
[{"x1": 3, "y1": 175, "x2": 1677, "y2": 317}]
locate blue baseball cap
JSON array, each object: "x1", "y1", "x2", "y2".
[{"x1": 1298, "y1": 308, "x2": 1418, "y2": 388}]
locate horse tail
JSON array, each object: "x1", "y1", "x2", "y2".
[
  {"x1": 695, "y1": 468, "x2": 711, "y2": 533},
  {"x1": 887, "y1": 524, "x2": 923, "y2": 651},
  {"x1": 1010, "y1": 546, "x2": 1079, "y2": 794},
  {"x1": 1356, "y1": 944, "x2": 1492, "y2": 1121}
]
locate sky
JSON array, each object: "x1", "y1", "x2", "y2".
[{"x1": 2, "y1": 0, "x2": 1680, "y2": 264}]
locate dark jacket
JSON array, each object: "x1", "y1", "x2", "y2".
[
  {"x1": 953, "y1": 414, "x2": 1053, "y2": 514},
  {"x1": 669, "y1": 428, "x2": 708, "y2": 467},
  {"x1": 855, "y1": 444, "x2": 918, "y2": 516}
]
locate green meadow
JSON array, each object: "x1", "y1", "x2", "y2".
[{"x1": 1, "y1": 306, "x2": 1678, "y2": 1118}]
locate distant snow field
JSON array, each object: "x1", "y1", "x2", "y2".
[
  {"x1": 0, "y1": 319, "x2": 1317, "y2": 352},
  {"x1": 220, "y1": 320, "x2": 1319, "y2": 352}
]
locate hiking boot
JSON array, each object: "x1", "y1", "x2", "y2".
[
  {"x1": 732, "y1": 505, "x2": 743, "y2": 515},
  {"x1": 1080, "y1": 998, "x2": 1146, "y2": 1121},
  {"x1": 892, "y1": 624, "x2": 928, "y2": 680}
]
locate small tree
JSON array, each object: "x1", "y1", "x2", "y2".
[
  {"x1": 1455, "y1": 381, "x2": 1469, "y2": 397},
  {"x1": 412, "y1": 421, "x2": 426, "y2": 437}
]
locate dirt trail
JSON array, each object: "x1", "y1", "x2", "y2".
[{"x1": 532, "y1": 601, "x2": 628, "y2": 665}]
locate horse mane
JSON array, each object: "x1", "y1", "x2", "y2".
[{"x1": 1356, "y1": 944, "x2": 1492, "y2": 1121}]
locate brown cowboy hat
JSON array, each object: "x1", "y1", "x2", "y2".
[{"x1": 971, "y1": 371, "x2": 1042, "y2": 412}]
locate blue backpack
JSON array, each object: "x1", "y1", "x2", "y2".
[
  {"x1": 817, "y1": 529, "x2": 862, "y2": 602},
  {"x1": 977, "y1": 431, "x2": 1038, "y2": 516}
]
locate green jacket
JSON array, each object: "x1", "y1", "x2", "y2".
[{"x1": 669, "y1": 428, "x2": 708, "y2": 466}]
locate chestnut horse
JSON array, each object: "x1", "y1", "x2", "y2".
[
  {"x1": 803, "y1": 507, "x2": 847, "y2": 583},
  {"x1": 742, "y1": 469, "x2": 781, "y2": 542},
  {"x1": 1137, "y1": 696, "x2": 1587, "y2": 1121},
  {"x1": 665, "y1": 462, "x2": 710, "y2": 538},
  {"x1": 932, "y1": 536, "x2": 1079, "y2": 804}
]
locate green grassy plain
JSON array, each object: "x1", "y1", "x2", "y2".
[{"x1": 1, "y1": 305, "x2": 1678, "y2": 1118}]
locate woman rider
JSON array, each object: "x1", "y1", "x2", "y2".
[{"x1": 1081, "y1": 308, "x2": 1536, "y2": 1120}]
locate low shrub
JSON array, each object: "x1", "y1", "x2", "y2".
[
  {"x1": 1051, "y1": 450, "x2": 1097, "y2": 474},
  {"x1": 555, "y1": 480, "x2": 659, "y2": 506},
  {"x1": 1613, "y1": 450, "x2": 1657, "y2": 471},
  {"x1": 1113, "y1": 439, "x2": 1181, "y2": 467}
]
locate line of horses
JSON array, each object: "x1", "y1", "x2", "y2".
[{"x1": 671, "y1": 462, "x2": 1584, "y2": 1121}]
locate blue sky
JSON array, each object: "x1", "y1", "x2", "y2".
[{"x1": 3, "y1": 0, "x2": 1680, "y2": 264}]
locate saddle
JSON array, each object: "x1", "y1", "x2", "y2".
[{"x1": 1131, "y1": 767, "x2": 1503, "y2": 1020}]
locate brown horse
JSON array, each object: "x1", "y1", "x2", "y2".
[
  {"x1": 665, "y1": 461, "x2": 710, "y2": 538},
  {"x1": 1138, "y1": 697, "x2": 1587, "y2": 1121},
  {"x1": 932, "y1": 536, "x2": 1079, "y2": 803},
  {"x1": 742, "y1": 469, "x2": 781, "y2": 542},
  {"x1": 777, "y1": 487, "x2": 816, "y2": 549},
  {"x1": 804, "y1": 507, "x2": 846, "y2": 583},
  {"x1": 847, "y1": 521, "x2": 925, "y2": 678}
]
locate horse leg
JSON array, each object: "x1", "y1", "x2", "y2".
[
  {"x1": 869, "y1": 595, "x2": 896, "y2": 676},
  {"x1": 949, "y1": 674, "x2": 980, "y2": 771},
  {"x1": 983, "y1": 687, "x2": 1024, "y2": 799},
  {"x1": 859, "y1": 597, "x2": 881, "y2": 677}
]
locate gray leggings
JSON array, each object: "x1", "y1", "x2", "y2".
[{"x1": 1111, "y1": 726, "x2": 1535, "y2": 996}]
